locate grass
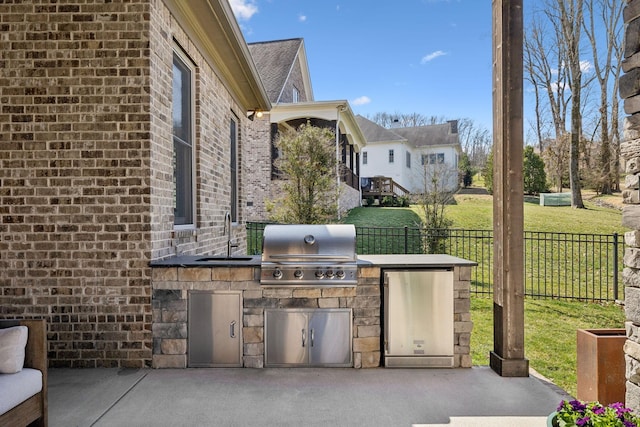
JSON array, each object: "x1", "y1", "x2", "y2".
[
  {"x1": 445, "y1": 193, "x2": 627, "y2": 234},
  {"x1": 344, "y1": 194, "x2": 627, "y2": 398},
  {"x1": 471, "y1": 297, "x2": 625, "y2": 398}
]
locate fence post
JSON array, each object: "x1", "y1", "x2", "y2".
[
  {"x1": 404, "y1": 226, "x2": 408, "y2": 254},
  {"x1": 613, "y1": 232, "x2": 619, "y2": 301}
]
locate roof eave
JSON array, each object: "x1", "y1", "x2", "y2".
[{"x1": 163, "y1": 0, "x2": 271, "y2": 112}]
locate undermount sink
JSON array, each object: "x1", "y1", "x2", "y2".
[{"x1": 196, "y1": 256, "x2": 254, "y2": 262}]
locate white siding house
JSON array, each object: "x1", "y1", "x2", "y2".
[{"x1": 357, "y1": 116, "x2": 461, "y2": 194}]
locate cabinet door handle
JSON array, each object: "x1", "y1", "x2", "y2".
[
  {"x1": 230, "y1": 320, "x2": 236, "y2": 338},
  {"x1": 302, "y1": 328, "x2": 306, "y2": 347},
  {"x1": 310, "y1": 329, "x2": 315, "y2": 347}
]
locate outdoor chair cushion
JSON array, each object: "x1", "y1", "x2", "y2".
[
  {"x1": 0, "y1": 325, "x2": 28, "y2": 374},
  {"x1": 0, "y1": 368, "x2": 43, "y2": 416}
]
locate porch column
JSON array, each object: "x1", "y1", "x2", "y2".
[{"x1": 490, "y1": 0, "x2": 529, "y2": 377}]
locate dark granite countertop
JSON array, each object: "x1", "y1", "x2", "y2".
[
  {"x1": 150, "y1": 254, "x2": 477, "y2": 268},
  {"x1": 150, "y1": 255, "x2": 261, "y2": 267}
]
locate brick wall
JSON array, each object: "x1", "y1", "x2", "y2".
[
  {"x1": 0, "y1": 0, "x2": 153, "y2": 367},
  {"x1": 622, "y1": 0, "x2": 640, "y2": 409},
  {"x1": 1, "y1": 0, "x2": 252, "y2": 367},
  {"x1": 244, "y1": 116, "x2": 273, "y2": 222}
]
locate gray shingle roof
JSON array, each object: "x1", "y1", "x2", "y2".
[
  {"x1": 247, "y1": 38, "x2": 302, "y2": 104},
  {"x1": 392, "y1": 122, "x2": 458, "y2": 147},
  {"x1": 355, "y1": 115, "x2": 459, "y2": 148},
  {"x1": 354, "y1": 115, "x2": 406, "y2": 143}
]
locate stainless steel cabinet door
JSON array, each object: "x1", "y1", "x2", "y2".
[
  {"x1": 308, "y1": 310, "x2": 352, "y2": 366},
  {"x1": 188, "y1": 291, "x2": 242, "y2": 367},
  {"x1": 385, "y1": 270, "x2": 453, "y2": 357},
  {"x1": 265, "y1": 310, "x2": 307, "y2": 366}
]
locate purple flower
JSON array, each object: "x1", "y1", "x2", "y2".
[
  {"x1": 570, "y1": 400, "x2": 587, "y2": 412},
  {"x1": 624, "y1": 421, "x2": 637, "y2": 427},
  {"x1": 592, "y1": 406, "x2": 605, "y2": 415},
  {"x1": 576, "y1": 416, "x2": 590, "y2": 426}
]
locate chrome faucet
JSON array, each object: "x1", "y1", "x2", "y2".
[{"x1": 224, "y1": 211, "x2": 238, "y2": 258}]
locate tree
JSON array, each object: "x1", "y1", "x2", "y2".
[
  {"x1": 458, "y1": 152, "x2": 473, "y2": 188},
  {"x1": 369, "y1": 111, "x2": 446, "y2": 128},
  {"x1": 267, "y1": 123, "x2": 339, "y2": 224},
  {"x1": 555, "y1": 0, "x2": 586, "y2": 208},
  {"x1": 415, "y1": 159, "x2": 454, "y2": 254},
  {"x1": 583, "y1": 0, "x2": 624, "y2": 194},
  {"x1": 457, "y1": 118, "x2": 492, "y2": 170},
  {"x1": 523, "y1": 146, "x2": 548, "y2": 195},
  {"x1": 524, "y1": 14, "x2": 569, "y2": 150},
  {"x1": 482, "y1": 151, "x2": 494, "y2": 194},
  {"x1": 542, "y1": 134, "x2": 571, "y2": 191}
]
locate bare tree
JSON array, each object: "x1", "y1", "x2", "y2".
[
  {"x1": 583, "y1": 0, "x2": 624, "y2": 194},
  {"x1": 414, "y1": 159, "x2": 455, "y2": 254},
  {"x1": 542, "y1": 135, "x2": 571, "y2": 191},
  {"x1": 554, "y1": 0, "x2": 586, "y2": 208},
  {"x1": 457, "y1": 118, "x2": 492, "y2": 170},
  {"x1": 524, "y1": 14, "x2": 569, "y2": 148},
  {"x1": 368, "y1": 112, "x2": 447, "y2": 128}
]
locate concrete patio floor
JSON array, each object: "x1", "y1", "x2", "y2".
[{"x1": 48, "y1": 366, "x2": 571, "y2": 427}]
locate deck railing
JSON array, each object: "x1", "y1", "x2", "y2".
[{"x1": 361, "y1": 177, "x2": 410, "y2": 199}]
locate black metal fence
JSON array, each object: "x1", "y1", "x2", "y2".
[{"x1": 246, "y1": 222, "x2": 623, "y2": 302}]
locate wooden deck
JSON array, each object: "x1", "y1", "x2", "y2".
[{"x1": 361, "y1": 177, "x2": 410, "y2": 199}]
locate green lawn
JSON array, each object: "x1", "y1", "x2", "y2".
[
  {"x1": 447, "y1": 193, "x2": 625, "y2": 234},
  {"x1": 471, "y1": 297, "x2": 625, "y2": 398},
  {"x1": 344, "y1": 195, "x2": 627, "y2": 398}
]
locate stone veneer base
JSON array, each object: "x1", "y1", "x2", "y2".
[{"x1": 151, "y1": 265, "x2": 473, "y2": 369}]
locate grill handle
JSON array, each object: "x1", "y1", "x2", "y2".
[
  {"x1": 301, "y1": 329, "x2": 306, "y2": 347},
  {"x1": 266, "y1": 254, "x2": 354, "y2": 260}
]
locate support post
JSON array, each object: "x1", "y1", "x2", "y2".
[{"x1": 490, "y1": 0, "x2": 529, "y2": 377}]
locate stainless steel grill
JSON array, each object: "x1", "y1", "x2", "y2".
[{"x1": 260, "y1": 224, "x2": 357, "y2": 286}]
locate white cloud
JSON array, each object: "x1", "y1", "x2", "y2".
[
  {"x1": 229, "y1": 0, "x2": 258, "y2": 21},
  {"x1": 352, "y1": 96, "x2": 371, "y2": 106},
  {"x1": 421, "y1": 50, "x2": 447, "y2": 64},
  {"x1": 298, "y1": 14, "x2": 307, "y2": 22},
  {"x1": 580, "y1": 60, "x2": 593, "y2": 73}
]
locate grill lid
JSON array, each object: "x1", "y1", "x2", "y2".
[
  {"x1": 260, "y1": 224, "x2": 357, "y2": 286},
  {"x1": 261, "y1": 224, "x2": 356, "y2": 263}
]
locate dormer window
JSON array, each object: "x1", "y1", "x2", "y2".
[{"x1": 293, "y1": 86, "x2": 300, "y2": 103}]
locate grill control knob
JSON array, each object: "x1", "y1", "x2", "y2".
[
  {"x1": 325, "y1": 269, "x2": 334, "y2": 278},
  {"x1": 273, "y1": 269, "x2": 283, "y2": 279},
  {"x1": 336, "y1": 270, "x2": 345, "y2": 279},
  {"x1": 294, "y1": 269, "x2": 304, "y2": 279},
  {"x1": 315, "y1": 270, "x2": 325, "y2": 279}
]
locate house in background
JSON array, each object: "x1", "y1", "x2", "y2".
[
  {"x1": 356, "y1": 116, "x2": 461, "y2": 196},
  {"x1": 244, "y1": 39, "x2": 366, "y2": 221},
  {"x1": 0, "y1": 0, "x2": 270, "y2": 367}
]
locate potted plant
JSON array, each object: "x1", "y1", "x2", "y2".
[{"x1": 549, "y1": 400, "x2": 640, "y2": 426}]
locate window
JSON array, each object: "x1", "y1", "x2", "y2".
[
  {"x1": 388, "y1": 149, "x2": 394, "y2": 163},
  {"x1": 230, "y1": 115, "x2": 239, "y2": 222},
  {"x1": 293, "y1": 86, "x2": 300, "y2": 103},
  {"x1": 362, "y1": 151, "x2": 367, "y2": 165},
  {"x1": 406, "y1": 151, "x2": 411, "y2": 168},
  {"x1": 172, "y1": 50, "x2": 194, "y2": 227},
  {"x1": 423, "y1": 153, "x2": 445, "y2": 165}
]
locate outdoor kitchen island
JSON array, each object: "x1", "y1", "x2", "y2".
[{"x1": 150, "y1": 254, "x2": 475, "y2": 369}]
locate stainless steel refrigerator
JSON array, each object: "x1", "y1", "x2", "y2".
[{"x1": 383, "y1": 269, "x2": 454, "y2": 367}]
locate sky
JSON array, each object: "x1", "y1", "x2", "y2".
[{"x1": 229, "y1": 0, "x2": 495, "y2": 131}]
